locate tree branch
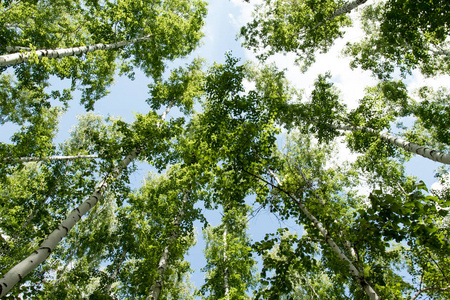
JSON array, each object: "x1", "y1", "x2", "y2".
[{"x1": 411, "y1": 285, "x2": 450, "y2": 300}]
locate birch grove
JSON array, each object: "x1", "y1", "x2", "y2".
[
  {"x1": 1, "y1": 0, "x2": 449, "y2": 298},
  {"x1": 0, "y1": 103, "x2": 173, "y2": 297}
]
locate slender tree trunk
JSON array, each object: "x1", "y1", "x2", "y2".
[
  {"x1": 281, "y1": 182, "x2": 380, "y2": 299},
  {"x1": 314, "y1": 0, "x2": 368, "y2": 29},
  {"x1": 148, "y1": 189, "x2": 192, "y2": 300},
  {"x1": 0, "y1": 35, "x2": 151, "y2": 67},
  {"x1": 223, "y1": 226, "x2": 230, "y2": 299},
  {"x1": 0, "y1": 102, "x2": 173, "y2": 298},
  {"x1": 3, "y1": 154, "x2": 98, "y2": 164},
  {"x1": 247, "y1": 168, "x2": 381, "y2": 300},
  {"x1": 431, "y1": 49, "x2": 450, "y2": 57},
  {"x1": 332, "y1": 124, "x2": 450, "y2": 165}
]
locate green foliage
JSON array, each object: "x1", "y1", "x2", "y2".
[
  {"x1": 240, "y1": 0, "x2": 354, "y2": 71},
  {"x1": 345, "y1": 0, "x2": 450, "y2": 79},
  {"x1": 0, "y1": 0, "x2": 208, "y2": 111},
  {"x1": 200, "y1": 204, "x2": 257, "y2": 299}
]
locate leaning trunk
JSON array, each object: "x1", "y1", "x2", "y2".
[
  {"x1": 292, "y1": 196, "x2": 380, "y2": 300},
  {"x1": 0, "y1": 102, "x2": 173, "y2": 298},
  {"x1": 149, "y1": 189, "x2": 192, "y2": 300},
  {"x1": 0, "y1": 35, "x2": 151, "y2": 67},
  {"x1": 314, "y1": 0, "x2": 368, "y2": 29},
  {"x1": 4, "y1": 154, "x2": 99, "y2": 164},
  {"x1": 332, "y1": 124, "x2": 450, "y2": 165},
  {"x1": 264, "y1": 170, "x2": 380, "y2": 300}
]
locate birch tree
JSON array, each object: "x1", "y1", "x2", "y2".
[
  {"x1": 245, "y1": 132, "x2": 438, "y2": 298},
  {"x1": 201, "y1": 204, "x2": 257, "y2": 299},
  {"x1": 345, "y1": 0, "x2": 450, "y2": 79},
  {"x1": 240, "y1": 0, "x2": 368, "y2": 70},
  {"x1": 0, "y1": 0, "x2": 207, "y2": 110},
  {"x1": 287, "y1": 73, "x2": 450, "y2": 167},
  {"x1": 0, "y1": 59, "x2": 205, "y2": 297}
]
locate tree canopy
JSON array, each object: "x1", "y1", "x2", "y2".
[{"x1": 0, "y1": 0, "x2": 449, "y2": 299}]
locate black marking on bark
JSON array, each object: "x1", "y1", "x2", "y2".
[
  {"x1": 92, "y1": 195, "x2": 99, "y2": 201},
  {"x1": 18, "y1": 274, "x2": 23, "y2": 282},
  {"x1": 62, "y1": 226, "x2": 69, "y2": 233},
  {"x1": 76, "y1": 207, "x2": 81, "y2": 214},
  {"x1": 86, "y1": 201, "x2": 92, "y2": 208},
  {"x1": 39, "y1": 247, "x2": 52, "y2": 253}
]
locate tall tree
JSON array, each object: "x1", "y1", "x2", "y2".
[
  {"x1": 240, "y1": 0, "x2": 368, "y2": 70},
  {"x1": 0, "y1": 59, "x2": 205, "y2": 297},
  {"x1": 345, "y1": 0, "x2": 450, "y2": 79},
  {"x1": 0, "y1": 0, "x2": 207, "y2": 110},
  {"x1": 200, "y1": 203, "x2": 257, "y2": 299}
]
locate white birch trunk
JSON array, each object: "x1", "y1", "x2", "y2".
[
  {"x1": 0, "y1": 35, "x2": 151, "y2": 67},
  {"x1": 223, "y1": 227, "x2": 230, "y2": 299},
  {"x1": 0, "y1": 102, "x2": 173, "y2": 298},
  {"x1": 314, "y1": 0, "x2": 368, "y2": 29},
  {"x1": 296, "y1": 200, "x2": 380, "y2": 300},
  {"x1": 430, "y1": 48, "x2": 450, "y2": 57},
  {"x1": 4, "y1": 154, "x2": 98, "y2": 163},
  {"x1": 268, "y1": 172, "x2": 380, "y2": 300},
  {"x1": 149, "y1": 189, "x2": 191, "y2": 300},
  {"x1": 332, "y1": 124, "x2": 450, "y2": 165}
]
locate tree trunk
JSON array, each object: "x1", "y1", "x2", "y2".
[
  {"x1": 261, "y1": 170, "x2": 381, "y2": 300},
  {"x1": 149, "y1": 189, "x2": 191, "y2": 300},
  {"x1": 294, "y1": 199, "x2": 380, "y2": 300},
  {"x1": 4, "y1": 154, "x2": 99, "y2": 163},
  {"x1": 223, "y1": 227, "x2": 230, "y2": 299},
  {"x1": 314, "y1": 0, "x2": 368, "y2": 29},
  {"x1": 0, "y1": 102, "x2": 173, "y2": 298},
  {"x1": 0, "y1": 35, "x2": 151, "y2": 67},
  {"x1": 332, "y1": 124, "x2": 450, "y2": 165}
]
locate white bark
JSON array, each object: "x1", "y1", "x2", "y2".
[
  {"x1": 267, "y1": 171, "x2": 380, "y2": 300},
  {"x1": 149, "y1": 189, "x2": 191, "y2": 300},
  {"x1": 0, "y1": 102, "x2": 173, "y2": 298},
  {"x1": 4, "y1": 154, "x2": 98, "y2": 163},
  {"x1": 0, "y1": 35, "x2": 151, "y2": 67},
  {"x1": 332, "y1": 124, "x2": 450, "y2": 165},
  {"x1": 223, "y1": 227, "x2": 230, "y2": 299},
  {"x1": 295, "y1": 200, "x2": 380, "y2": 300},
  {"x1": 430, "y1": 48, "x2": 450, "y2": 57},
  {"x1": 314, "y1": 0, "x2": 368, "y2": 29}
]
